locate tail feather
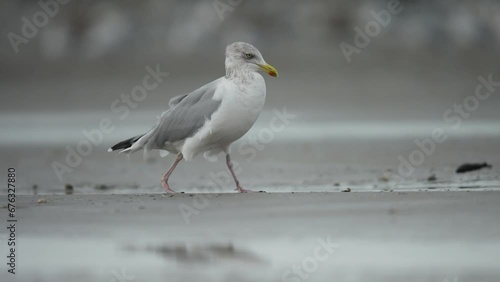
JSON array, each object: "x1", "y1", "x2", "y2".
[{"x1": 108, "y1": 134, "x2": 144, "y2": 152}]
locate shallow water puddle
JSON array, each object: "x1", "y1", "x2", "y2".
[{"x1": 10, "y1": 236, "x2": 500, "y2": 282}]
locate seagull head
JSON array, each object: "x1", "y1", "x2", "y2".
[{"x1": 225, "y1": 42, "x2": 278, "y2": 78}]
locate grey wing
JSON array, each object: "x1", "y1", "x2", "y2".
[
  {"x1": 168, "y1": 93, "x2": 188, "y2": 108},
  {"x1": 148, "y1": 78, "x2": 223, "y2": 148},
  {"x1": 155, "y1": 94, "x2": 188, "y2": 121}
]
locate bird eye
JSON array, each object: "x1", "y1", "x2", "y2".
[{"x1": 244, "y1": 53, "x2": 255, "y2": 59}]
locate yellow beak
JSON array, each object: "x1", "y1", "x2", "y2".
[{"x1": 258, "y1": 63, "x2": 278, "y2": 77}]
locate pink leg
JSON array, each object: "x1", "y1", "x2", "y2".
[
  {"x1": 226, "y1": 154, "x2": 255, "y2": 193},
  {"x1": 161, "y1": 153, "x2": 183, "y2": 193}
]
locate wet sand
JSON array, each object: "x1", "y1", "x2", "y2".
[
  {"x1": 1, "y1": 109, "x2": 499, "y2": 195},
  {"x1": 1, "y1": 54, "x2": 500, "y2": 195},
  {"x1": 1, "y1": 53, "x2": 499, "y2": 281},
  {"x1": 1, "y1": 191, "x2": 499, "y2": 282}
]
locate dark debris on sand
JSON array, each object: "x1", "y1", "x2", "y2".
[{"x1": 456, "y1": 162, "x2": 492, "y2": 173}]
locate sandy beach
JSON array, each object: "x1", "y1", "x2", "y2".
[
  {"x1": 2, "y1": 1, "x2": 500, "y2": 281},
  {"x1": 1, "y1": 56, "x2": 499, "y2": 282},
  {"x1": 2, "y1": 10, "x2": 500, "y2": 282},
  {"x1": 1, "y1": 191, "x2": 499, "y2": 282}
]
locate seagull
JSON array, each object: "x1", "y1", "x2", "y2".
[{"x1": 108, "y1": 42, "x2": 278, "y2": 193}]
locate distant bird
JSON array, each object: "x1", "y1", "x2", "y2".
[{"x1": 109, "y1": 42, "x2": 278, "y2": 193}]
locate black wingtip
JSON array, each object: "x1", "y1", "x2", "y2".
[{"x1": 109, "y1": 134, "x2": 144, "y2": 152}]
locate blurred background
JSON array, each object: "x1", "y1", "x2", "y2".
[
  {"x1": 1, "y1": 2, "x2": 500, "y2": 282},
  {"x1": 1, "y1": 0, "x2": 499, "y2": 193}
]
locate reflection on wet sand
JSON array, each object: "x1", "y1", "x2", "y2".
[{"x1": 125, "y1": 242, "x2": 266, "y2": 264}]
